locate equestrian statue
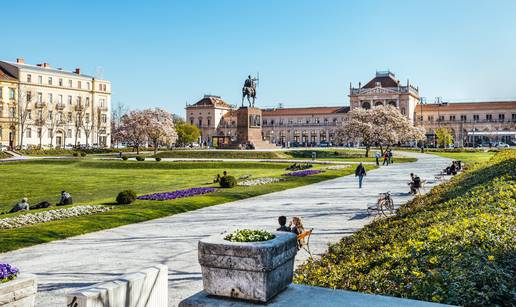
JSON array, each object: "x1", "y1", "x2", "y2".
[{"x1": 242, "y1": 75, "x2": 258, "y2": 107}]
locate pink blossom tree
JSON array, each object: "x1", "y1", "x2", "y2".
[
  {"x1": 143, "y1": 108, "x2": 177, "y2": 154},
  {"x1": 113, "y1": 110, "x2": 148, "y2": 154}
]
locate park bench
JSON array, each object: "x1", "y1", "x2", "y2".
[{"x1": 297, "y1": 228, "x2": 313, "y2": 257}]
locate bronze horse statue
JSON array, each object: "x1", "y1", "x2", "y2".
[{"x1": 242, "y1": 75, "x2": 257, "y2": 107}]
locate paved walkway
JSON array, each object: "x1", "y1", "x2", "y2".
[{"x1": 1, "y1": 152, "x2": 452, "y2": 306}]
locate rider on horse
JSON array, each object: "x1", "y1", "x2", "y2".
[{"x1": 242, "y1": 75, "x2": 257, "y2": 107}]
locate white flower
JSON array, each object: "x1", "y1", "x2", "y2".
[
  {"x1": 326, "y1": 165, "x2": 352, "y2": 170},
  {"x1": 0, "y1": 206, "x2": 112, "y2": 230},
  {"x1": 238, "y1": 177, "x2": 284, "y2": 186}
]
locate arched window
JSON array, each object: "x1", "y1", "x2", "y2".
[
  {"x1": 388, "y1": 100, "x2": 397, "y2": 107},
  {"x1": 401, "y1": 107, "x2": 406, "y2": 115},
  {"x1": 362, "y1": 101, "x2": 371, "y2": 109},
  {"x1": 374, "y1": 101, "x2": 383, "y2": 107},
  {"x1": 198, "y1": 117, "x2": 203, "y2": 127}
]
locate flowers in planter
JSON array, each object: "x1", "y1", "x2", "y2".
[
  {"x1": 283, "y1": 170, "x2": 323, "y2": 177},
  {"x1": 0, "y1": 263, "x2": 19, "y2": 283},
  {"x1": 238, "y1": 177, "x2": 284, "y2": 186},
  {"x1": 136, "y1": 187, "x2": 216, "y2": 201},
  {"x1": 225, "y1": 229, "x2": 275, "y2": 242},
  {"x1": 0, "y1": 206, "x2": 112, "y2": 230}
]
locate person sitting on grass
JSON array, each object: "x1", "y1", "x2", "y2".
[
  {"x1": 276, "y1": 216, "x2": 291, "y2": 232},
  {"x1": 30, "y1": 201, "x2": 52, "y2": 210},
  {"x1": 9, "y1": 197, "x2": 30, "y2": 213},
  {"x1": 57, "y1": 191, "x2": 73, "y2": 206},
  {"x1": 214, "y1": 174, "x2": 221, "y2": 183}
]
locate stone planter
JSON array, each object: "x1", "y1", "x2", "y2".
[
  {"x1": 198, "y1": 231, "x2": 297, "y2": 303},
  {"x1": 0, "y1": 274, "x2": 37, "y2": 307}
]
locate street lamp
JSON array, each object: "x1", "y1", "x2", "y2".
[{"x1": 419, "y1": 97, "x2": 426, "y2": 152}]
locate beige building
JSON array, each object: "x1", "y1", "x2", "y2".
[
  {"x1": 186, "y1": 71, "x2": 516, "y2": 147},
  {"x1": 0, "y1": 58, "x2": 112, "y2": 149},
  {"x1": 0, "y1": 67, "x2": 18, "y2": 150}
]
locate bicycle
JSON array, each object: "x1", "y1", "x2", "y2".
[{"x1": 367, "y1": 191, "x2": 395, "y2": 216}]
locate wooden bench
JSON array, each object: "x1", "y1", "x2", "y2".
[{"x1": 297, "y1": 228, "x2": 314, "y2": 257}]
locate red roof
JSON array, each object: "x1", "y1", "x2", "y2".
[
  {"x1": 190, "y1": 96, "x2": 232, "y2": 109},
  {"x1": 362, "y1": 74, "x2": 400, "y2": 88},
  {"x1": 421, "y1": 101, "x2": 516, "y2": 111}
]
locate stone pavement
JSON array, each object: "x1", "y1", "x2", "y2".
[{"x1": 1, "y1": 152, "x2": 452, "y2": 306}]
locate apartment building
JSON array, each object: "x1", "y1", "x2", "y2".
[{"x1": 0, "y1": 58, "x2": 111, "y2": 149}]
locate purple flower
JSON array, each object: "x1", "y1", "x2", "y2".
[
  {"x1": 0, "y1": 263, "x2": 19, "y2": 282},
  {"x1": 283, "y1": 170, "x2": 323, "y2": 177},
  {"x1": 136, "y1": 187, "x2": 216, "y2": 201}
]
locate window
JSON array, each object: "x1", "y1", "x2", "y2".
[
  {"x1": 427, "y1": 115, "x2": 434, "y2": 121},
  {"x1": 401, "y1": 107, "x2": 406, "y2": 115},
  {"x1": 85, "y1": 113, "x2": 90, "y2": 123},
  {"x1": 37, "y1": 110, "x2": 43, "y2": 120},
  {"x1": 68, "y1": 80, "x2": 73, "y2": 87},
  {"x1": 85, "y1": 97, "x2": 90, "y2": 107},
  {"x1": 37, "y1": 128, "x2": 42, "y2": 138},
  {"x1": 38, "y1": 76, "x2": 42, "y2": 84},
  {"x1": 0, "y1": 88, "x2": 2, "y2": 98},
  {"x1": 498, "y1": 114, "x2": 505, "y2": 121},
  {"x1": 438, "y1": 115, "x2": 445, "y2": 121},
  {"x1": 48, "y1": 93, "x2": 53, "y2": 103},
  {"x1": 59, "y1": 78, "x2": 63, "y2": 86},
  {"x1": 48, "y1": 77, "x2": 52, "y2": 85},
  {"x1": 37, "y1": 92, "x2": 43, "y2": 103},
  {"x1": 77, "y1": 130, "x2": 81, "y2": 138},
  {"x1": 10, "y1": 107, "x2": 15, "y2": 117},
  {"x1": 27, "y1": 74, "x2": 32, "y2": 83},
  {"x1": 68, "y1": 95, "x2": 72, "y2": 104},
  {"x1": 86, "y1": 82, "x2": 90, "y2": 90},
  {"x1": 486, "y1": 114, "x2": 492, "y2": 121},
  {"x1": 26, "y1": 91, "x2": 32, "y2": 102},
  {"x1": 99, "y1": 84, "x2": 103, "y2": 91},
  {"x1": 207, "y1": 118, "x2": 211, "y2": 126},
  {"x1": 101, "y1": 114, "x2": 107, "y2": 123},
  {"x1": 460, "y1": 115, "x2": 467, "y2": 121},
  {"x1": 26, "y1": 128, "x2": 31, "y2": 138},
  {"x1": 190, "y1": 118, "x2": 194, "y2": 125},
  {"x1": 9, "y1": 88, "x2": 15, "y2": 99},
  {"x1": 513, "y1": 113, "x2": 516, "y2": 121},
  {"x1": 449, "y1": 115, "x2": 456, "y2": 121},
  {"x1": 77, "y1": 96, "x2": 82, "y2": 105},
  {"x1": 67, "y1": 112, "x2": 73, "y2": 123},
  {"x1": 48, "y1": 130, "x2": 53, "y2": 138},
  {"x1": 473, "y1": 114, "x2": 479, "y2": 121},
  {"x1": 78, "y1": 81, "x2": 82, "y2": 89},
  {"x1": 27, "y1": 110, "x2": 32, "y2": 119},
  {"x1": 58, "y1": 95, "x2": 63, "y2": 104},
  {"x1": 48, "y1": 111, "x2": 53, "y2": 120},
  {"x1": 99, "y1": 98, "x2": 105, "y2": 107},
  {"x1": 68, "y1": 129, "x2": 72, "y2": 137}
]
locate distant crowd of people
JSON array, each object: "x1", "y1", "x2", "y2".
[
  {"x1": 375, "y1": 150, "x2": 394, "y2": 166},
  {"x1": 6, "y1": 191, "x2": 73, "y2": 214}
]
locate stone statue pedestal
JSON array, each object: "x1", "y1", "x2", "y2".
[{"x1": 236, "y1": 107, "x2": 263, "y2": 146}]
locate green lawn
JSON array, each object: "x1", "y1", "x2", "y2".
[
  {"x1": 0, "y1": 159, "x2": 375, "y2": 252},
  {"x1": 428, "y1": 151, "x2": 496, "y2": 165}
]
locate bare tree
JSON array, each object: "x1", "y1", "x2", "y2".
[
  {"x1": 111, "y1": 101, "x2": 129, "y2": 148},
  {"x1": 16, "y1": 85, "x2": 34, "y2": 149},
  {"x1": 73, "y1": 100, "x2": 86, "y2": 147},
  {"x1": 83, "y1": 108, "x2": 95, "y2": 146},
  {"x1": 48, "y1": 110, "x2": 64, "y2": 148}
]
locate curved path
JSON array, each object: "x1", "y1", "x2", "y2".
[{"x1": 1, "y1": 152, "x2": 452, "y2": 306}]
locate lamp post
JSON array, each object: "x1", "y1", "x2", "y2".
[{"x1": 420, "y1": 97, "x2": 426, "y2": 152}]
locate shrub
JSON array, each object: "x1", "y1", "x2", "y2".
[
  {"x1": 80, "y1": 152, "x2": 87, "y2": 157},
  {"x1": 219, "y1": 175, "x2": 237, "y2": 188},
  {"x1": 155, "y1": 157, "x2": 162, "y2": 162},
  {"x1": 121, "y1": 156, "x2": 128, "y2": 161},
  {"x1": 72, "y1": 152, "x2": 79, "y2": 157},
  {"x1": 135, "y1": 156, "x2": 145, "y2": 161},
  {"x1": 116, "y1": 190, "x2": 137, "y2": 205},
  {"x1": 224, "y1": 229, "x2": 275, "y2": 242},
  {"x1": 295, "y1": 150, "x2": 516, "y2": 306}
]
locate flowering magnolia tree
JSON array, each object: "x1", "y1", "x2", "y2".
[
  {"x1": 144, "y1": 108, "x2": 178, "y2": 154},
  {"x1": 335, "y1": 106, "x2": 426, "y2": 157},
  {"x1": 113, "y1": 110, "x2": 148, "y2": 154}
]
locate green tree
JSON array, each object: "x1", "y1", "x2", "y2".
[
  {"x1": 176, "y1": 123, "x2": 201, "y2": 146},
  {"x1": 435, "y1": 127, "x2": 454, "y2": 148}
]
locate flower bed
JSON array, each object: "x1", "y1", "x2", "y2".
[
  {"x1": 238, "y1": 177, "x2": 283, "y2": 186},
  {"x1": 224, "y1": 229, "x2": 275, "y2": 242},
  {"x1": 136, "y1": 187, "x2": 216, "y2": 201},
  {"x1": 295, "y1": 150, "x2": 516, "y2": 306},
  {"x1": 0, "y1": 263, "x2": 19, "y2": 283},
  {"x1": 283, "y1": 170, "x2": 323, "y2": 177},
  {"x1": 0, "y1": 206, "x2": 112, "y2": 230},
  {"x1": 325, "y1": 165, "x2": 352, "y2": 170}
]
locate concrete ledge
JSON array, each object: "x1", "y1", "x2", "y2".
[
  {"x1": 66, "y1": 264, "x2": 168, "y2": 307},
  {"x1": 0, "y1": 274, "x2": 37, "y2": 307},
  {"x1": 179, "y1": 284, "x2": 453, "y2": 307}
]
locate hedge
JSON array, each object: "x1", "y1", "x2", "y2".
[{"x1": 295, "y1": 150, "x2": 515, "y2": 306}]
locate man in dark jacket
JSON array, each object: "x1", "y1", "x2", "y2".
[{"x1": 355, "y1": 163, "x2": 367, "y2": 188}]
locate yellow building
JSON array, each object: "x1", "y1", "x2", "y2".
[{"x1": 0, "y1": 66, "x2": 18, "y2": 150}]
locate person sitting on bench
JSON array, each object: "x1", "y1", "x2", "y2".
[
  {"x1": 276, "y1": 216, "x2": 291, "y2": 232},
  {"x1": 409, "y1": 173, "x2": 421, "y2": 194},
  {"x1": 57, "y1": 191, "x2": 73, "y2": 206}
]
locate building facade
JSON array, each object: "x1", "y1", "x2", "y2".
[
  {"x1": 0, "y1": 67, "x2": 18, "y2": 149},
  {"x1": 186, "y1": 72, "x2": 516, "y2": 147},
  {"x1": 0, "y1": 58, "x2": 111, "y2": 149}
]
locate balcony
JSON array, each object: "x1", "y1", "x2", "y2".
[
  {"x1": 35, "y1": 102, "x2": 46, "y2": 108},
  {"x1": 55, "y1": 103, "x2": 65, "y2": 110}
]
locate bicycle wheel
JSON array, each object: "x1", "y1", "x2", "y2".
[{"x1": 379, "y1": 199, "x2": 388, "y2": 216}]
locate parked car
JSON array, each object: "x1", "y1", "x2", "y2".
[
  {"x1": 496, "y1": 142, "x2": 510, "y2": 148},
  {"x1": 318, "y1": 141, "x2": 331, "y2": 147}
]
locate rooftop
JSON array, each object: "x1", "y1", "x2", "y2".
[
  {"x1": 189, "y1": 95, "x2": 233, "y2": 109},
  {"x1": 0, "y1": 66, "x2": 17, "y2": 81},
  {"x1": 0, "y1": 60, "x2": 96, "y2": 79},
  {"x1": 262, "y1": 106, "x2": 349, "y2": 116},
  {"x1": 421, "y1": 101, "x2": 516, "y2": 111}
]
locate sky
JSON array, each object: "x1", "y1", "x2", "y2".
[{"x1": 2, "y1": 0, "x2": 516, "y2": 116}]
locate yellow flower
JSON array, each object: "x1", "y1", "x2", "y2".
[{"x1": 488, "y1": 255, "x2": 495, "y2": 261}]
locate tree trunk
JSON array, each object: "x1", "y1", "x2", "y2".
[
  {"x1": 136, "y1": 145, "x2": 140, "y2": 155},
  {"x1": 379, "y1": 144, "x2": 384, "y2": 155},
  {"x1": 365, "y1": 145, "x2": 370, "y2": 157}
]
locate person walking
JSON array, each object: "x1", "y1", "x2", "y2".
[
  {"x1": 382, "y1": 151, "x2": 389, "y2": 166},
  {"x1": 375, "y1": 152, "x2": 381, "y2": 166},
  {"x1": 355, "y1": 163, "x2": 367, "y2": 188},
  {"x1": 388, "y1": 150, "x2": 393, "y2": 164}
]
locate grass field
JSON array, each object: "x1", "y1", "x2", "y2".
[
  {"x1": 0, "y1": 159, "x2": 375, "y2": 252},
  {"x1": 428, "y1": 151, "x2": 496, "y2": 165}
]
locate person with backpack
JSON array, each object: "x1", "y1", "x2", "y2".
[{"x1": 355, "y1": 163, "x2": 367, "y2": 188}]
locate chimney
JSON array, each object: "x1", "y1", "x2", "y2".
[
  {"x1": 43, "y1": 62, "x2": 50, "y2": 68},
  {"x1": 37, "y1": 64, "x2": 43, "y2": 67},
  {"x1": 16, "y1": 58, "x2": 25, "y2": 64},
  {"x1": 74, "y1": 68, "x2": 81, "y2": 74}
]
